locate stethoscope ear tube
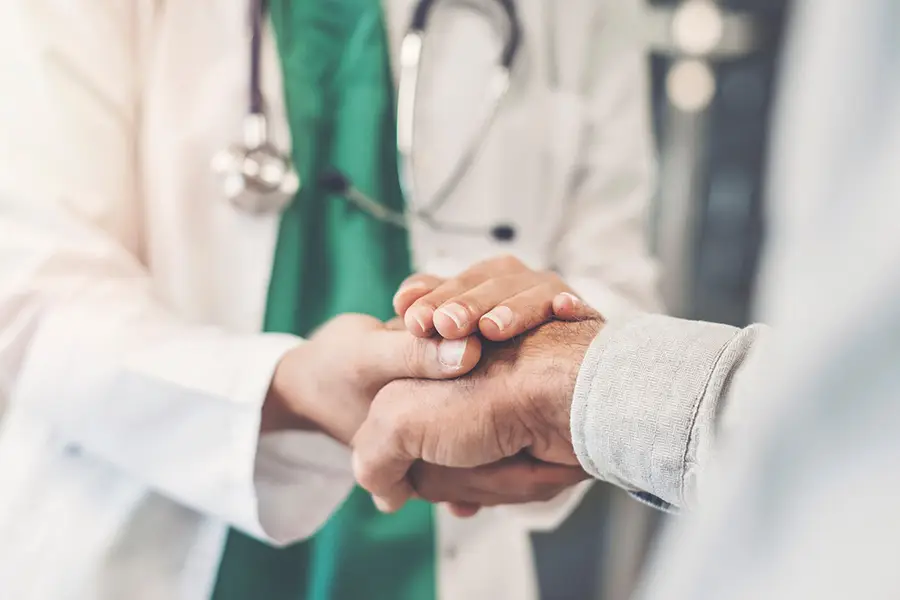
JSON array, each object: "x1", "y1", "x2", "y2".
[
  {"x1": 409, "y1": 0, "x2": 520, "y2": 70},
  {"x1": 221, "y1": 0, "x2": 521, "y2": 243},
  {"x1": 248, "y1": 0, "x2": 266, "y2": 114},
  {"x1": 410, "y1": 0, "x2": 437, "y2": 31},
  {"x1": 497, "y1": 0, "x2": 520, "y2": 69},
  {"x1": 399, "y1": 0, "x2": 521, "y2": 221}
]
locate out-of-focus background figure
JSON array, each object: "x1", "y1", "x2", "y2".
[{"x1": 533, "y1": 2, "x2": 790, "y2": 599}]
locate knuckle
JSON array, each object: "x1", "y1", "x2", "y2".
[
  {"x1": 373, "y1": 386, "x2": 414, "y2": 436},
  {"x1": 401, "y1": 339, "x2": 429, "y2": 375},
  {"x1": 401, "y1": 273, "x2": 440, "y2": 290},
  {"x1": 540, "y1": 270, "x2": 565, "y2": 287},
  {"x1": 494, "y1": 254, "x2": 524, "y2": 271},
  {"x1": 364, "y1": 401, "x2": 394, "y2": 441},
  {"x1": 391, "y1": 403, "x2": 418, "y2": 440},
  {"x1": 409, "y1": 294, "x2": 440, "y2": 312},
  {"x1": 353, "y1": 457, "x2": 380, "y2": 492},
  {"x1": 446, "y1": 297, "x2": 479, "y2": 318},
  {"x1": 327, "y1": 313, "x2": 376, "y2": 336}
]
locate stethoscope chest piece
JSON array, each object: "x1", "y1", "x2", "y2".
[{"x1": 212, "y1": 113, "x2": 300, "y2": 215}]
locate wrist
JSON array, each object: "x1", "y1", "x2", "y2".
[
  {"x1": 531, "y1": 319, "x2": 603, "y2": 462},
  {"x1": 262, "y1": 344, "x2": 315, "y2": 433},
  {"x1": 264, "y1": 340, "x2": 363, "y2": 444}
]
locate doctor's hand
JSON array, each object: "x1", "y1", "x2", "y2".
[
  {"x1": 263, "y1": 314, "x2": 481, "y2": 444},
  {"x1": 394, "y1": 255, "x2": 598, "y2": 342},
  {"x1": 351, "y1": 317, "x2": 603, "y2": 513}
]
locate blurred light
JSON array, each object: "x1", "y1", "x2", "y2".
[
  {"x1": 672, "y1": 0, "x2": 724, "y2": 56},
  {"x1": 666, "y1": 59, "x2": 716, "y2": 112}
]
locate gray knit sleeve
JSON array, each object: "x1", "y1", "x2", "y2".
[{"x1": 570, "y1": 314, "x2": 766, "y2": 511}]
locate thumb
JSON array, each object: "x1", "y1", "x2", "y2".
[{"x1": 361, "y1": 329, "x2": 482, "y2": 383}]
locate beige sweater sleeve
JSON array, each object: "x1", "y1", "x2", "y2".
[{"x1": 570, "y1": 314, "x2": 768, "y2": 511}]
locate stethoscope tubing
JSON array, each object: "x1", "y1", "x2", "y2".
[{"x1": 229, "y1": 0, "x2": 522, "y2": 241}]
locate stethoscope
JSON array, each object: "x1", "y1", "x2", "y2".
[{"x1": 212, "y1": 0, "x2": 522, "y2": 242}]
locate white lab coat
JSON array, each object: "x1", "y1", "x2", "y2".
[{"x1": 0, "y1": 1, "x2": 658, "y2": 599}]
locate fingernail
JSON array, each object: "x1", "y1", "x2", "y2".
[
  {"x1": 406, "y1": 307, "x2": 429, "y2": 334},
  {"x1": 482, "y1": 306, "x2": 514, "y2": 331},
  {"x1": 372, "y1": 496, "x2": 392, "y2": 513},
  {"x1": 438, "y1": 338, "x2": 468, "y2": 369},
  {"x1": 437, "y1": 303, "x2": 469, "y2": 329},
  {"x1": 559, "y1": 292, "x2": 581, "y2": 306}
]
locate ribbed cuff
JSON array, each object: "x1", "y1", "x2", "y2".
[{"x1": 570, "y1": 314, "x2": 740, "y2": 509}]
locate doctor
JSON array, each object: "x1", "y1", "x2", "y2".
[{"x1": 0, "y1": 1, "x2": 658, "y2": 599}]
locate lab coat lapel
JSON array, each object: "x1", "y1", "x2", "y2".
[{"x1": 382, "y1": 0, "x2": 416, "y2": 83}]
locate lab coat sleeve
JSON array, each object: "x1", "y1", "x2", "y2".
[
  {"x1": 504, "y1": 0, "x2": 662, "y2": 532},
  {"x1": 0, "y1": 2, "x2": 352, "y2": 545},
  {"x1": 551, "y1": 0, "x2": 661, "y2": 322}
]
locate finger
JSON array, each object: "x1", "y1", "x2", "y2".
[
  {"x1": 411, "y1": 459, "x2": 588, "y2": 506},
  {"x1": 469, "y1": 461, "x2": 587, "y2": 505},
  {"x1": 447, "y1": 503, "x2": 481, "y2": 518},
  {"x1": 403, "y1": 272, "x2": 492, "y2": 337},
  {"x1": 384, "y1": 317, "x2": 406, "y2": 331},
  {"x1": 431, "y1": 274, "x2": 541, "y2": 339},
  {"x1": 371, "y1": 482, "x2": 415, "y2": 514},
  {"x1": 358, "y1": 330, "x2": 482, "y2": 383},
  {"x1": 393, "y1": 274, "x2": 445, "y2": 321},
  {"x1": 352, "y1": 417, "x2": 417, "y2": 513},
  {"x1": 477, "y1": 280, "x2": 570, "y2": 341},
  {"x1": 551, "y1": 292, "x2": 602, "y2": 322},
  {"x1": 402, "y1": 255, "x2": 531, "y2": 336}
]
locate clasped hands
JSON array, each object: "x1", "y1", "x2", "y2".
[{"x1": 266, "y1": 256, "x2": 604, "y2": 516}]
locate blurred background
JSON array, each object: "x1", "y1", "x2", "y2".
[{"x1": 533, "y1": 1, "x2": 790, "y2": 598}]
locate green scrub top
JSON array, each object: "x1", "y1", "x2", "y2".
[{"x1": 211, "y1": 2, "x2": 436, "y2": 599}]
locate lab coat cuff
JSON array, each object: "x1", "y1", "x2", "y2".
[
  {"x1": 227, "y1": 336, "x2": 354, "y2": 545},
  {"x1": 16, "y1": 320, "x2": 350, "y2": 546},
  {"x1": 251, "y1": 431, "x2": 355, "y2": 545},
  {"x1": 569, "y1": 314, "x2": 740, "y2": 509}
]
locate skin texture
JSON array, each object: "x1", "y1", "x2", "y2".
[
  {"x1": 263, "y1": 313, "x2": 588, "y2": 514},
  {"x1": 264, "y1": 314, "x2": 481, "y2": 442},
  {"x1": 352, "y1": 317, "x2": 604, "y2": 513},
  {"x1": 385, "y1": 260, "x2": 602, "y2": 515},
  {"x1": 394, "y1": 255, "x2": 581, "y2": 342}
]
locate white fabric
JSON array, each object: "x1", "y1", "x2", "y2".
[
  {"x1": 565, "y1": 1, "x2": 900, "y2": 598},
  {"x1": 636, "y1": 1, "x2": 900, "y2": 598},
  {"x1": 0, "y1": 0, "x2": 658, "y2": 598}
]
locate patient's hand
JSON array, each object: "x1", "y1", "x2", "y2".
[
  {"x1": 410, "y1": 457, "x2": 588, "y2": 518},
  {"x1": 352, "y1": 318, "x2": 604, "y2": 514}
]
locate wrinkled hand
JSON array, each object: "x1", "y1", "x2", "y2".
[
  {"x1": 394, "y1": 255, "x2": 590, "y2": 341},
  {"x1": 264, "y1": 314, "x2": 481, "y2": 444},
  {"x1": 351, "y1": 317, "x2": 604, "y2": 512},
  {"x1": 386, "y1": 256, "x2": 599, "y2": 515}
]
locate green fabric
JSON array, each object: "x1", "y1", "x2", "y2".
[{"x1": 211, "y1": 4, "x2": 435, "y2": 600}]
